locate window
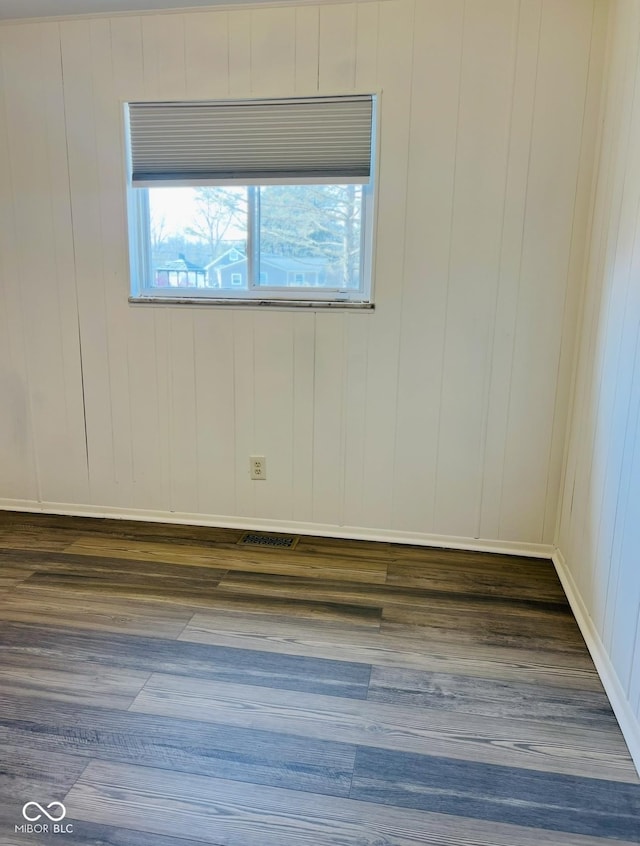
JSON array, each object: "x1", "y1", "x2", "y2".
[{"x1": 125, "y1": 95, "x2": 376, "y2": 305}]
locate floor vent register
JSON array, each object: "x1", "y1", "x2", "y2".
[{"x1": 237, "y1": 532, "x2": 300, "y2": 550}]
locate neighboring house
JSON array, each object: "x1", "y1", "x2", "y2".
[
  {"x1": 204, "y1": 245, "x2": 247, "y2": 288},
  {"x1": 155, "y1": 254, "x2": 207, "y2": 288},
  {"x1": 206, "y1": 248, "x2": 340, "y2": 289}
]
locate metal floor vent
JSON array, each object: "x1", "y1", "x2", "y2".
[{"x1": 237, "y1": 532, "x2": 300, "y2": 550}]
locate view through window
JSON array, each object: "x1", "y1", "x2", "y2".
[{"x1": 147, "y1": 184, "x2": 364, "y2": 296}]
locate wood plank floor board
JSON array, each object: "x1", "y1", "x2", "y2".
[
  {"x1": 0, "y1": 621, "x2": 372, "y2": 698},
  {"x1": 1, "y1": 512, "x2": 638, "y2": 845},
  {"x1": 63, "y1": 760, "x2": 640, "y2": 846},
  {"x1": 0, "y1": 566, "x2": 35, "y2": 589},
  {"x1": 0, "y1": 549, "x2": 91, "y2": 596},
  {"x1": 388, "y1": 545, "x2": 550, "y2": 569},
  {"x1": 0, "y1": 511, "x2": 243, "y2": 547},
  {"x1": 214, "y1": 569, "x2": 573, "y2": 615},
  {"x1": 0, "y1": 581, "x2": 382, "y2": 637},
  {"x1": 350, "y1": 746, "x2": 640, "y2": 841},
  {"x1": 0, "y1": 747, "x2": 89, "y2": 828},
  {"x1": 63, "y1": 537, "x2": 390, "y2": 583},
  {"x1": 0, "y1": 549, "x2": 230, "y2": 581},
  {"x1": 367, "y1": 665, "x2": 618, "y2": 726},
  {"x1": 150, "y1": 589, "x2": 383, "y2": 626},
  {"x1": 19, "y1": 569, "x2": 228, "y2": 609},
  {"x1": 130, "y1": 673, "x2": 636, "y2": 781},
  {"x1": 386, "y1": 556, "x2": 567, "y2": 602},
  {"x1": 295, "y1": 535, "x2": 393, "y2": 561},
  {"x1": 0, "y1": 527, "x2": 72, "y2": 551},
  {"x1": 388, "y1": 546, "x2": 549, "y2": 567},
  {"x1": 377, "y1": 623, "x2": 588, "y2": 660},
  {"x1": 175, "y1": 608, "x2": 389, "y2": 645},
  {"x1": 0, "y1": 589, "x2": 195, "y2": 638},
  {"x1": 23, "y1": 566, "x2": 228, "y2": 588},
  {"x1": 0, "y1": 696, "x2": 356, "y2": 797},
  {"x1": 179, "y1": 611, "x2": 603, "y2": 689},
  {"x1": 386, "y1": 557, "x2": 562, "y2": 585},
  {"x1": 381, "y1": 604, "x2": 587, "y2": 652},
  {"x1": 150, "y1": 607, "x2": 382, "y2": 641},
  {"x1": 62, "y1": 538, "x2": 242, "y2": 571},
  {"x1": 217, "y1": 570, "x2": 574, "y2": 625},
  {"x1": 0, "y1": 660, "x2": 150, "y2": 707}
]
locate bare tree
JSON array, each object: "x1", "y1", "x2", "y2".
[
  {"x1": 150, "y1": 210, "x2": 168, "y2": 252},
  {"x1": 260, "y1": 184, "x2": 362, "y2": 286},
  {"x1": 185, "y1": 187, "x2": 247, "y2": 261}
]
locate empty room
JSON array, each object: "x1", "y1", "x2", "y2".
[{"x1": 1, "y1": 0, "x2": 640, "y2": 843}]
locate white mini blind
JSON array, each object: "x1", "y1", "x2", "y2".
[{"x1": 127, "y1": 95, "x2": 374, "y2": 187}]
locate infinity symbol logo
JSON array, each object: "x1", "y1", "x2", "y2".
[{"x1": 22, "y1": 802, "x2": 67, "y2": 822}]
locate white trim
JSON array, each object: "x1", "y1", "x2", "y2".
[
  {"x1": 552, "y1": 548, "x2": 640, "y2": 777},
  {"x1": 128, "y1": 297, "x2": 375, "y2": 310},
  {"x1": 0, "y1": 499, "x2": 552, "y2": 559}
]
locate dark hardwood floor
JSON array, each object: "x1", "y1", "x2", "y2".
[{"x1": 0, "y1": 510, "x2": 639, "y2": 845}]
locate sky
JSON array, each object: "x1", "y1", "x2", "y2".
[
  {"x1": 149, "y1": 187, "x2": 201, "y2": 237},
  {"x1": 149, "y1": 186, "x2": 247, "y2": 243}
]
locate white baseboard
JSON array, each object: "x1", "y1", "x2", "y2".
[
  {"x1": 0, "y1": 498, "x2": 553, "y2": 559},
  {"x1": 552, "y1": 548, "x2": 640, "y2": 777}
]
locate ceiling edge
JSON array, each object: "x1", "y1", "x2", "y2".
[{"x1": 0, "y1": 0, "x2": 376, "y2": 27}]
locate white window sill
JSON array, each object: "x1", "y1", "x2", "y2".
[{"x1": 129, "y1": 296, "x2": 374, "y2": 310}]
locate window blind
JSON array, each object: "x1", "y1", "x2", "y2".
[{"x1": 127, "y1": 95, "x2": 374, "y2": 187}]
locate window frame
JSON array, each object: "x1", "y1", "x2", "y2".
[{"x1": 124, "y1": 93, "x2": 379, "y2": 309}]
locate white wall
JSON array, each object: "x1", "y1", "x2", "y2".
[
  {"x1": 556, "y1": 0, "x2": 640, "y2": 770},
  {"x1": 0, "y1": 0, "x2": 605, "y2": 550}
]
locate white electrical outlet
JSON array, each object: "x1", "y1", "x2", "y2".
[{"x1": 250, "y1": 455, "x2": 266, "y2": 480}]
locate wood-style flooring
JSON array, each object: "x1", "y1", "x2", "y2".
[{"x1": 0, "y1": 510, "x2": 638, "y2": 845}]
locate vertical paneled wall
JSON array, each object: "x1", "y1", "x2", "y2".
[
  {"x1": 556, "y1": 0, "x2": 640, "y2": 763},
  {"x1": 0, "y1": 0, "x2": 604, "y2": 548}
]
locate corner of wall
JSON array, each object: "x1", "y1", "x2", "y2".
[{"x1": 552, "y1": 548, "x2": 640, "y2": 776}]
